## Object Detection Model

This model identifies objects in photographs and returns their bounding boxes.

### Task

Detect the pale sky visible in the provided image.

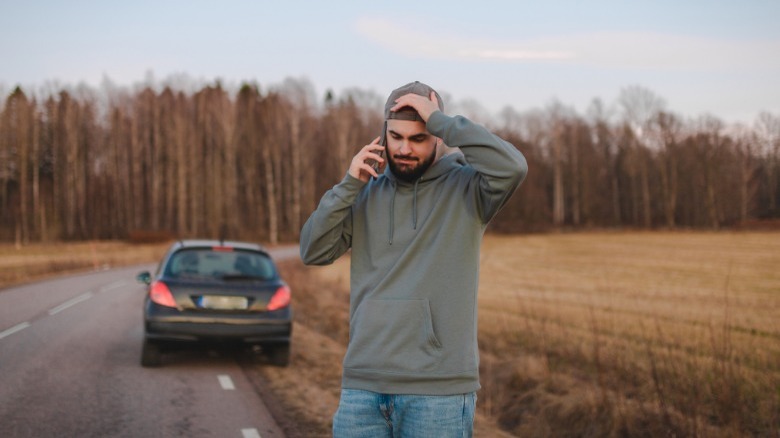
[1,0,778,124]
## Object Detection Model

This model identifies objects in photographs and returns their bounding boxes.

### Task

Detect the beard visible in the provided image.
[386,147,436,183]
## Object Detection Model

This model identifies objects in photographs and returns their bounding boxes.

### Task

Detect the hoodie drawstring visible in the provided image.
[388,179,420,245]
[412,179,419,230]
[389,183,396,245]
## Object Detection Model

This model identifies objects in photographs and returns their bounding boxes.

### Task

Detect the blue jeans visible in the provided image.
[332,389,476,438]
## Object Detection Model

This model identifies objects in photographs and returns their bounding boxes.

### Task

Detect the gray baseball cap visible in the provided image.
[384,81,444,121]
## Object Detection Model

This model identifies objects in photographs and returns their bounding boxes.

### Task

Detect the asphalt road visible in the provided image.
[0,246,301,438]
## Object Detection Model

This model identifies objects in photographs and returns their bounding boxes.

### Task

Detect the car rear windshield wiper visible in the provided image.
[220,274,269,281]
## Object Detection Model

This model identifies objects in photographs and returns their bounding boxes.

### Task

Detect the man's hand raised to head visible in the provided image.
[389,91,441,123]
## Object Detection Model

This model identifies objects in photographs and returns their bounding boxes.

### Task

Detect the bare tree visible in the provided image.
[545,101,569,227]
[320,93,368,192]
[1,88,35,245]
[654,111,684,228]
[275,77,318,239]
[693,115,728,228]
[53,91,77,238]
[732,124,760,222]
[216,86,238,239]
[235,83,262,240]
[170,89,191,237]
[0,96,7,239]
[618,85,666,227]
[587,98,621,226]
[754,112,780,213]
[497,107,552,231]
[257,92,283,244]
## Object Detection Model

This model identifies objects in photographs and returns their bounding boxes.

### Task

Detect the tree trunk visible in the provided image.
[659,150,678,228]
[32,108,41,241]
[289,113,302,237]
[640,151,652,228]
[262,143,278,245]
[570,125,580,226]
[553,125,565,227]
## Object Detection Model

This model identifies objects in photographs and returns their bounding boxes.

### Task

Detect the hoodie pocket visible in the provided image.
[345,299,443,373]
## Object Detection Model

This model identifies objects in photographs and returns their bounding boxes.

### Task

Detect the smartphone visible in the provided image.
[371,148,384,173]
[371,127,387,174]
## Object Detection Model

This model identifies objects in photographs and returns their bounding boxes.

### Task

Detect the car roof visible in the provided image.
[169,239,267,253]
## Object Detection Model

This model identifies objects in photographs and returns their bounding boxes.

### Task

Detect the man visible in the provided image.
[300,81,527,437]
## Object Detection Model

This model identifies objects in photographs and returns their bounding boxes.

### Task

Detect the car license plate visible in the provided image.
[199,295,248,310]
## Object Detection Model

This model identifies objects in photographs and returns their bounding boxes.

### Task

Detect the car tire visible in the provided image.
[268,343,290,367]
[141,339,163,367]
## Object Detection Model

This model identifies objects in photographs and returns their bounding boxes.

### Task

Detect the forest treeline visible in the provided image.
[1,78,779,244]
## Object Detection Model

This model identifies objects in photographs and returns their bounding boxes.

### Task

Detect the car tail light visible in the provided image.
[266,285,291,311]
[150,281,177,308]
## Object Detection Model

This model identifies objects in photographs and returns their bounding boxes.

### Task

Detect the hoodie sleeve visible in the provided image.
[299,173,365,265]
[426,111,528,223]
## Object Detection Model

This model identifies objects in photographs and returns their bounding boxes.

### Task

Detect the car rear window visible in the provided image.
[165,248,276,280]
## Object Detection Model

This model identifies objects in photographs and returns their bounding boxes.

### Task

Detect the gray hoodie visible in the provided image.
[300,110,527,395]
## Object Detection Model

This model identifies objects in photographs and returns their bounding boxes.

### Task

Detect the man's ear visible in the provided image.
[435,138,447,158]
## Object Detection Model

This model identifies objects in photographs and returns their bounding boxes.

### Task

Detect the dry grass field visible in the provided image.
[3,232,778,437]
[474,231,780,437]
[0,241,170,289]
[256,231,780,437]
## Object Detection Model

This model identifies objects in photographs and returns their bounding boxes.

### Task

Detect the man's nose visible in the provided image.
[399,139,412,154]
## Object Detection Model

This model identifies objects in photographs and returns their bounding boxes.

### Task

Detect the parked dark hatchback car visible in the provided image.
[136,240,292,367]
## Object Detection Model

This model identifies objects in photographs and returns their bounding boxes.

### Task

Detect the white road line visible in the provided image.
[0,322,32,340]
[100,280,128,292]
[241,428,261,438]
[48,292,94,315]
[218,374,236,390]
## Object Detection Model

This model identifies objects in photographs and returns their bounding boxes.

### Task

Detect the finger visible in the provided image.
[363,137,383,152]
[362,151,384,171]
[350,160,378,181]
[365,146,386,157]
[361,163,379,179]
[390,94,418,112]
[429,91,438,107]
[365,151,385,163]
[376,157,387,171]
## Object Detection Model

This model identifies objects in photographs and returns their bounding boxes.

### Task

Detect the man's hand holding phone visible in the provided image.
[349,136,385,183]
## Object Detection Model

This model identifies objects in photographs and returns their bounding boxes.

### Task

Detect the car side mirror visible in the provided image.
[136,271,152,285]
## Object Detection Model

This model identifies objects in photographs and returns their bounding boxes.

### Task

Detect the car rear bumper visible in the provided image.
[144,303,292,344]
[145,320,292,343]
